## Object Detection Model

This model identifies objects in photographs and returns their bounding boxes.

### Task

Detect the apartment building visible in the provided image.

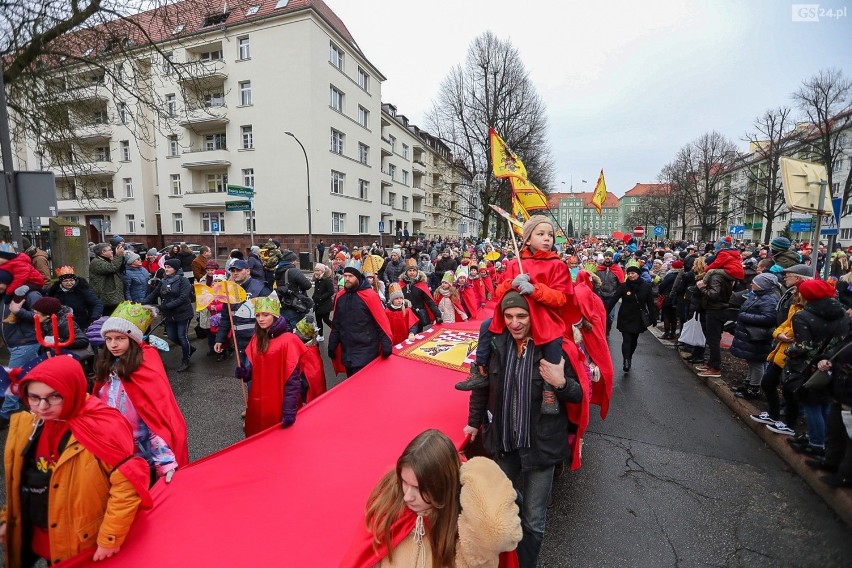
[547,191,621,238]
[7,0,463,253]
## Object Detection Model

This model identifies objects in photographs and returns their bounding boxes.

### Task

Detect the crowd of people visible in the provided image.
[2,224,852,565]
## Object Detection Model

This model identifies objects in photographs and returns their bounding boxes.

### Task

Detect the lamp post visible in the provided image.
[285,132,313,264]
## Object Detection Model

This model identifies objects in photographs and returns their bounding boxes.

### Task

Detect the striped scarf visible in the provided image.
[501,338,534,452]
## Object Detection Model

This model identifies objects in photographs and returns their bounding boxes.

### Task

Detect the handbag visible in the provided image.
[803,369,832,390]
[679,313,706,347]
[640,308,652,328]
[743,325,773,343]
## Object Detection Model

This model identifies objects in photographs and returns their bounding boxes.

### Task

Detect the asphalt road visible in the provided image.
[2,322,850,566]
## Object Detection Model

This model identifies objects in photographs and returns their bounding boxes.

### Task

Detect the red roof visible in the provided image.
[547,191,619,209]
[622,183,669,197]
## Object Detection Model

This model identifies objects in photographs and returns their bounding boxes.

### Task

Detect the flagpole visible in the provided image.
[225,279,247,405]
[507,218,525,276]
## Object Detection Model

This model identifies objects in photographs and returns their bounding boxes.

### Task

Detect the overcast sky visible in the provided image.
[324,0,851,197]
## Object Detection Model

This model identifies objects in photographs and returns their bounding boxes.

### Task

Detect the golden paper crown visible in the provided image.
[252,294,281,317]
[55,265,75,277]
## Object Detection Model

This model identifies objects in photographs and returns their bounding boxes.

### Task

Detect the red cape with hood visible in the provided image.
[17,355,152,508]
[489,248,574,346]
[94,343,189,467]
[563,339,592,471]
[385,305,420,344]
[331,284,394,375]
[457,281,483,320]
[564,271,614,419]
[245,321,308,437]
[301,345,327,403]
[705,248,745,280]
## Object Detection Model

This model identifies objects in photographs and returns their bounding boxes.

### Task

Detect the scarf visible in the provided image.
[501,338,534,452]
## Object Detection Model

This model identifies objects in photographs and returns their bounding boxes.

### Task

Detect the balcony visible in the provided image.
[181,190,232,209]
[177,60,228,87]
[411,185,425,198]
[181,148,231,170]
[56,198,119,213]
[73,123,113,143]
[47,160,118,178]
[53,84,110,104]
[412,161,426,175]
[412,210,426,221]
[179,105,229,129]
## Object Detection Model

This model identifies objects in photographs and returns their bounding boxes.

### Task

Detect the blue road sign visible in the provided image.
[378,221,385,233]
[728,225,745,236]
[820,197,842,236]
[653,225,664,236]
[211,221,220,233]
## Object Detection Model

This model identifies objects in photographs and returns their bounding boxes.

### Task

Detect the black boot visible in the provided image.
[623,359,631,372]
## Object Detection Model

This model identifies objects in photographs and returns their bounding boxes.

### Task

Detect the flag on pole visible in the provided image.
[510,176,549,211]
[488,203,523,231]
[194,281,248,310]
[591,169,607,216]
[490,128,527,180]
[511,195,532,228]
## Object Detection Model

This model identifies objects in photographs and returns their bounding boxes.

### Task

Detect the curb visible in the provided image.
[649,326,852,528]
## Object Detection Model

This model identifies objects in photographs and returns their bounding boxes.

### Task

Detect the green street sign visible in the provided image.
[227,184,255,197]
[225,200,252,211]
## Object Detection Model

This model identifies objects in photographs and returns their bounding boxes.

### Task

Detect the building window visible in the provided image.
[244,210,256,232]
[358,106,369,128]
[388,192,395,208]
[242,168,254,187]
[359,215,369,233]
[329,42,344,70]
[170,174,182,196]
[275,0,289,8]
[238,36,250,60]
[165,94,176,116]
[331,170,344,194]
[126,214,135,233]
[95,146,110,161]
[200,50,223,61]
[205,133,226,150]
[201,212,225,232]
[402,144,409,159]
[204,92,225,107]
[388,135,396,151]
[358,143,369,165]
[402,196,408,211]
[162,52,174,75]
[239,81,252,106]
[173,24,185,35]
[118,103,128,124]
[402,170,409,185]
[357,67,369,91]
[359,179,369,200]
[99,183,114,198]
[120,140,130,161]
[388,164,396,179]
[173,213,184,233]
[332,212,345,233]
[169,135,179,157]
[330,129,344,154]
[241,125,253,149]
[123,178,133,198]
[330,86,343,112]
[206,173,228,192]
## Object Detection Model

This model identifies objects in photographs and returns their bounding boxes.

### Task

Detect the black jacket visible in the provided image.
[786,298,851,397]
[467,331,582,470]
[247,253,265,281]
[327,279,391,369]
[37,306,89,351]
[312,276,335,315]
[697,269,737,312]
[143,270,194,321]
[275,264,312,296]
[46,277,103,330]
[606,279,656,335]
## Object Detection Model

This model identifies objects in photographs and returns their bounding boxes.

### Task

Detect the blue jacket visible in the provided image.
[0,289,43,348]
[730,289,778,362]
[124,265,150,303]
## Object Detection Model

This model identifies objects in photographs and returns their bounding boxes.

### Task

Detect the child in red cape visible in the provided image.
[384,283,420,344]
[454,267,482,320]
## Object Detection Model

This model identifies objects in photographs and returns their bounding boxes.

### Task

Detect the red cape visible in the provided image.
[563,340,592,471]
[596,263,625,283]
[301,345,327,404]
[331,287,394,375]
[489,249,573,345]
[93,343,189,468]
[385,307,420,344]
[245,332,307,437]
[406,280,437,322]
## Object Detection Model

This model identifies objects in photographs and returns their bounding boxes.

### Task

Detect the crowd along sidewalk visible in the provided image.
[649,325,852,528]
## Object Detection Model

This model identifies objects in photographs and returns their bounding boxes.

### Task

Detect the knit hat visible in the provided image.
[205,259,220,269]
[126,252,141,265]
[715,236,733,251]
[521,215,553,246]
[391,248,401,258]
[797,279,836,302]
[343,266,363,281]
[441,271,454,284]
[109,235,125,247]
[147,248,158,256]
[671,260,684,269]
[0,269,12,286]
[32,296,62,315]
[455,266,468,281]
[164,258,181,271]
[252,294,281,317]
[752,273,778,291]
[501,290,530,313]
[770,237,791,252]
[625,265,642,275]
[100,302,155,344]
[387,282,404,303]
[250,245,260,254]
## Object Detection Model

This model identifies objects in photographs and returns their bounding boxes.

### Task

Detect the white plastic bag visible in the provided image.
[678,313,705,347]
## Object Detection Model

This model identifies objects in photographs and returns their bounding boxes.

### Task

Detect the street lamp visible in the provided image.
[285,131,313,265]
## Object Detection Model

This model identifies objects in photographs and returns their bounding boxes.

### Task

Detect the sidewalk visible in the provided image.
[649,326,852,528]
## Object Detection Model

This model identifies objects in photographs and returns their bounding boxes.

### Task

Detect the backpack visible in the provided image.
[277,267,314,313]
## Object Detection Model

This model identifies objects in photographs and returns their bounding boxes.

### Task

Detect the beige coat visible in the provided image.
[378,456,522,568]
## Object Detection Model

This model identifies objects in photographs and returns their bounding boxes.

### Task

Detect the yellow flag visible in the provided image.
[510,176,549,211]
[215,280,248,304]
[511,195,533,235]
[592,169,607,216]
[490,128,528,180]
[194,283,216,311]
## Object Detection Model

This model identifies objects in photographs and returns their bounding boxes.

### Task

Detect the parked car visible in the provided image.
[159,243,202,257]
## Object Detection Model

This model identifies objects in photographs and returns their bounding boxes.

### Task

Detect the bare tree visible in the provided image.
[426,31,555,238]
[792,68,852,210]
[2,0,246,205]
[670,132,739,241]
[732,107,796,242]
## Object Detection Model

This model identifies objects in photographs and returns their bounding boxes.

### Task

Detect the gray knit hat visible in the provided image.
[501,290,530,313]
[752,272,777,290]
[521,215,553,246]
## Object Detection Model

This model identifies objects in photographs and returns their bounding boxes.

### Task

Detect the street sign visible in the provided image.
[790,217,814,233]
[820,197,842,236]
[378,221,385,233]
[728,225,745,236]
[210,221,219,234]
[227,184,255,198]
[653,225,664,237]
[633,226,645,237]
[225,200,252,212]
